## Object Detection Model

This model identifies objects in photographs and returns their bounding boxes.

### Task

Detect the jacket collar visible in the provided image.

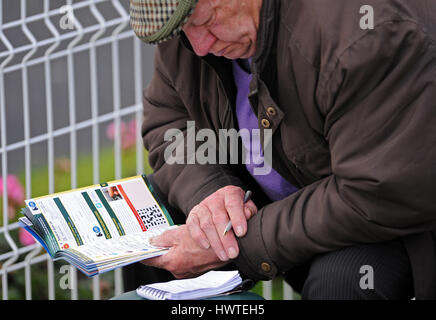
[251,0,281,76]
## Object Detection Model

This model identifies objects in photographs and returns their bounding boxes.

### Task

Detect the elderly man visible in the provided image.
[129,0,436,299]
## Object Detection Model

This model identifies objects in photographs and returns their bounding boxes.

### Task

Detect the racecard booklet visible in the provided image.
[19,175,175,277]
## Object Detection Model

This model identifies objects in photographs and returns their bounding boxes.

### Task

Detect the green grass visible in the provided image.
[22,146,152,199]
[251,277,301,300]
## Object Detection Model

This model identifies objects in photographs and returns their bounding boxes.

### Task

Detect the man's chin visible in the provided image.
[222,47,253,60]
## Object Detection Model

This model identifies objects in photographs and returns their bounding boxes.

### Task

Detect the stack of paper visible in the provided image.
[136,270,243,300]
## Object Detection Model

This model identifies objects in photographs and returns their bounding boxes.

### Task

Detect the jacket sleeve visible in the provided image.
[234,20,436,279]
[142,45,245,215]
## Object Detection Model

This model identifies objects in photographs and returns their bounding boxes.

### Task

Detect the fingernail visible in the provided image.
[245,207,252,218]
[149,237,156,245]
[220,251,229,261]
[228,247,237,259]
[236,226,244,237]
[201,240,210,249]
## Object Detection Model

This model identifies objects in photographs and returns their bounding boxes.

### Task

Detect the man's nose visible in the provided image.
[184,26,217,56]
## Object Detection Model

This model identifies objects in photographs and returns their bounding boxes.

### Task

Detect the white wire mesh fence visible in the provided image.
[0,0,293,300]
[0,0,150,300]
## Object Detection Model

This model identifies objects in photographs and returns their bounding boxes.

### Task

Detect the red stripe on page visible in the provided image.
[117,184,147,232]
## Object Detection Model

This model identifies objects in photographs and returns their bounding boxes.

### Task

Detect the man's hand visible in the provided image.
[142,225,227,279]
[185,186,258,262]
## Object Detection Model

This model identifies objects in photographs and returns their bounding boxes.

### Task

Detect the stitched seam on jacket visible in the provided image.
[318,19,427,94]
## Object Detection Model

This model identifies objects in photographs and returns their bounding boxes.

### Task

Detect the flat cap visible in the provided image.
[130,0,198,44]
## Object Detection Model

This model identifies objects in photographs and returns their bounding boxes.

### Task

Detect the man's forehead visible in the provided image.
[187,0,216,24]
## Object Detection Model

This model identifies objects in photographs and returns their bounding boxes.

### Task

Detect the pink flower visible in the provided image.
[55,158,71,173]
[0,174,25,219]
[105,119,138,150]
[0,174,25,206]
[123,118,138,150]
[105,121,127,141]
[19,228,36,246]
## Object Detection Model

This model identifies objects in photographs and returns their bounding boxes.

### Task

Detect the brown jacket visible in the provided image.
[142,0,436,297]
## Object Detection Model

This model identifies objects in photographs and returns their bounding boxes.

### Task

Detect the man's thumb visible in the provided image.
[149,227,179,248]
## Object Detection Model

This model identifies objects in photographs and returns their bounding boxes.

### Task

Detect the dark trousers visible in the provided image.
[285,239,414,300]
[123,175,415,300]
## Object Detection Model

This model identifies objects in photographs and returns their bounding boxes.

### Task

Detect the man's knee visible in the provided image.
[301,241,414,300]
[302,250,373,299]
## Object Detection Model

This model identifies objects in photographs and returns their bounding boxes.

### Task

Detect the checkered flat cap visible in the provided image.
[130,0,198,44]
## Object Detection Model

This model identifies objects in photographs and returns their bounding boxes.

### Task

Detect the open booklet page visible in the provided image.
[20,175,175,276]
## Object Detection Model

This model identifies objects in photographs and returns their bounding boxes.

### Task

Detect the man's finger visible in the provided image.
[187,212,210,249]
[196,206,229,261]
[206,201,240,259]
[218,225,239,259]
[149,228,179,248]
[224,191,247,237]
[244,200,258,219]
[141,255,165,268]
